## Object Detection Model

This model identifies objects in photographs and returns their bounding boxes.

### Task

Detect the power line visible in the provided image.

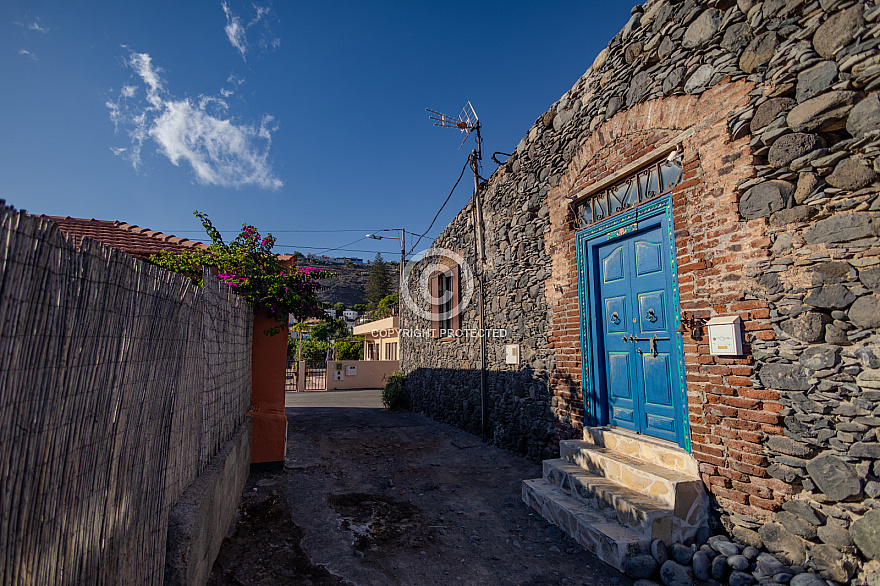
[274,244,402,255]
[314,236,369,255]
[166,228,380,234]
[407,157,469,256]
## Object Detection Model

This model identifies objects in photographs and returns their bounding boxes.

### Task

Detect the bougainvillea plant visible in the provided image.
[151,211,333,335]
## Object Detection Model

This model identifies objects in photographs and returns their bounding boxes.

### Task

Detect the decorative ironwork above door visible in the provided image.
[572,153,683,229]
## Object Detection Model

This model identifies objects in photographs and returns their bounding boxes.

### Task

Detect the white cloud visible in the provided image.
[17,48,37,60]
[220,2,279,62]
[107,50,283,190]
[219,74,244,98]
[14,19,48,33]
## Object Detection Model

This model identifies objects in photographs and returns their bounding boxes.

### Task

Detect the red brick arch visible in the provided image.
[544,79,786,520]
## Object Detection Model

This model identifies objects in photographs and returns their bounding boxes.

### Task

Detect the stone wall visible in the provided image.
[402,0,880,582]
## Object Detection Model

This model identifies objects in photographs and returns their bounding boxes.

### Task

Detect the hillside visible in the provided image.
[307,261,400,307]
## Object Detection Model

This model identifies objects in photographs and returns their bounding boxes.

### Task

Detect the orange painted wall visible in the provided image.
[247,308,288,465]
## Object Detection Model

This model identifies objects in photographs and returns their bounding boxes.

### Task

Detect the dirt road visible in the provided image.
[208,389,633,586]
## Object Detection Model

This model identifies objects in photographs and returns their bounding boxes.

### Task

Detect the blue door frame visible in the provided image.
[575,195,691,451]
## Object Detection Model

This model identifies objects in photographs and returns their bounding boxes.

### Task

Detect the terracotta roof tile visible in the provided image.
[42,216,208,261]
[43,215,298,265]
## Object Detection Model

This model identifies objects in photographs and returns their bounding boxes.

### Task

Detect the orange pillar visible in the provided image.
[247,307,288,468]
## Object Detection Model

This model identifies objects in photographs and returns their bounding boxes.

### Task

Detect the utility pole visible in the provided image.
[427,102,489,441]
[366,229,407,360]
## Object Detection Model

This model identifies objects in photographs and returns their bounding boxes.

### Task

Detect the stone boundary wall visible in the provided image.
[0,205,253,585]
[402,0,880,582]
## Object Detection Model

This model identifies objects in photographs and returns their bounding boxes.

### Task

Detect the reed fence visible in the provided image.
[0,204,253,585]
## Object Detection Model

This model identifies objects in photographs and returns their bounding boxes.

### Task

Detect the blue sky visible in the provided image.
[1,1,632,261]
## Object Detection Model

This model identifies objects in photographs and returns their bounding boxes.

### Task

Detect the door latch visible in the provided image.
[627,334,670,357]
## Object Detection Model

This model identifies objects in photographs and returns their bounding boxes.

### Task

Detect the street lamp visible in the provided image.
[366,230,406,361]
[365,229,406,300]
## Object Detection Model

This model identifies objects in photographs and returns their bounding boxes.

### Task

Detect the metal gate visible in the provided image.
[304,361,327,391]
[285,359,299,391]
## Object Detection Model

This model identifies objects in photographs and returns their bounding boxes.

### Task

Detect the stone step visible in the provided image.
[582,426,700,479]
[542,459,672,542]
[559,440,702,511]
[522,478,647,572]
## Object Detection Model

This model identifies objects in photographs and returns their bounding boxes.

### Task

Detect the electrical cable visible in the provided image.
[273,245,396,255]
[168,228,380,234]
[315,237,368,255]
[407,157,470,257]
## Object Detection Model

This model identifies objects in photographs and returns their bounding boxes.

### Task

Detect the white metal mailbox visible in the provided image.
[505,344,520,365]
[706,316,743,356]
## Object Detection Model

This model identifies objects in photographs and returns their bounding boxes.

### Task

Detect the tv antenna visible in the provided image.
[426,101,481,152]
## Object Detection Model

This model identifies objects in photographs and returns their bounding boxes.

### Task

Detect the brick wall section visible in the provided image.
[547,80,787,520]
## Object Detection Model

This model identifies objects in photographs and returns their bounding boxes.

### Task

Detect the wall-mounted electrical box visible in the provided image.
[505,344,520,365]
[706,316,743,356]
[333,370,344,381]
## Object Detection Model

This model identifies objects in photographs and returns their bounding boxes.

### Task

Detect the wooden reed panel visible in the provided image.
[0,204,252,586]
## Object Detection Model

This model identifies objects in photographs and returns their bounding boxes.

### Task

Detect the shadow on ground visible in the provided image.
[208,390,633,586]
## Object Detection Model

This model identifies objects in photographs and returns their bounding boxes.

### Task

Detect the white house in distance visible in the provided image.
[342,309,358,321]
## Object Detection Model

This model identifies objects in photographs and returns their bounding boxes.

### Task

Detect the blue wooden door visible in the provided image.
[595,221,682,445]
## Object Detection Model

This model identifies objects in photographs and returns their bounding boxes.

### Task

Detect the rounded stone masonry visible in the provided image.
[803,213,880,245]
[847,93,880,139]
[767,134,826,169]
[804,284,855,310]
[758,363,810,391]
[850,296,880,330]
[739,180,794,220]
[786,91,859,133]
[751,98,796,133]
[812,4,865,60]
[795,61,838,104]
[826,158,879,191]
[852,510,880,563]
[779,312,831,344]
[682,9,721,49]
[805,452,862,502]
[740,31,777,73]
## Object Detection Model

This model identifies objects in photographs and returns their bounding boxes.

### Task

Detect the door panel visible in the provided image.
[635,240,662,276]
[604,296,626,333]
[642,353,673,405]
[603,246,625,282]
[638,291,667,332]
[595,222,681,444]
[609,353,632,399]
[598,239,639,432]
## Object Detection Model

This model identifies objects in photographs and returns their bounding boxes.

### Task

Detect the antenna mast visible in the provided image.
[425,101,487,441]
